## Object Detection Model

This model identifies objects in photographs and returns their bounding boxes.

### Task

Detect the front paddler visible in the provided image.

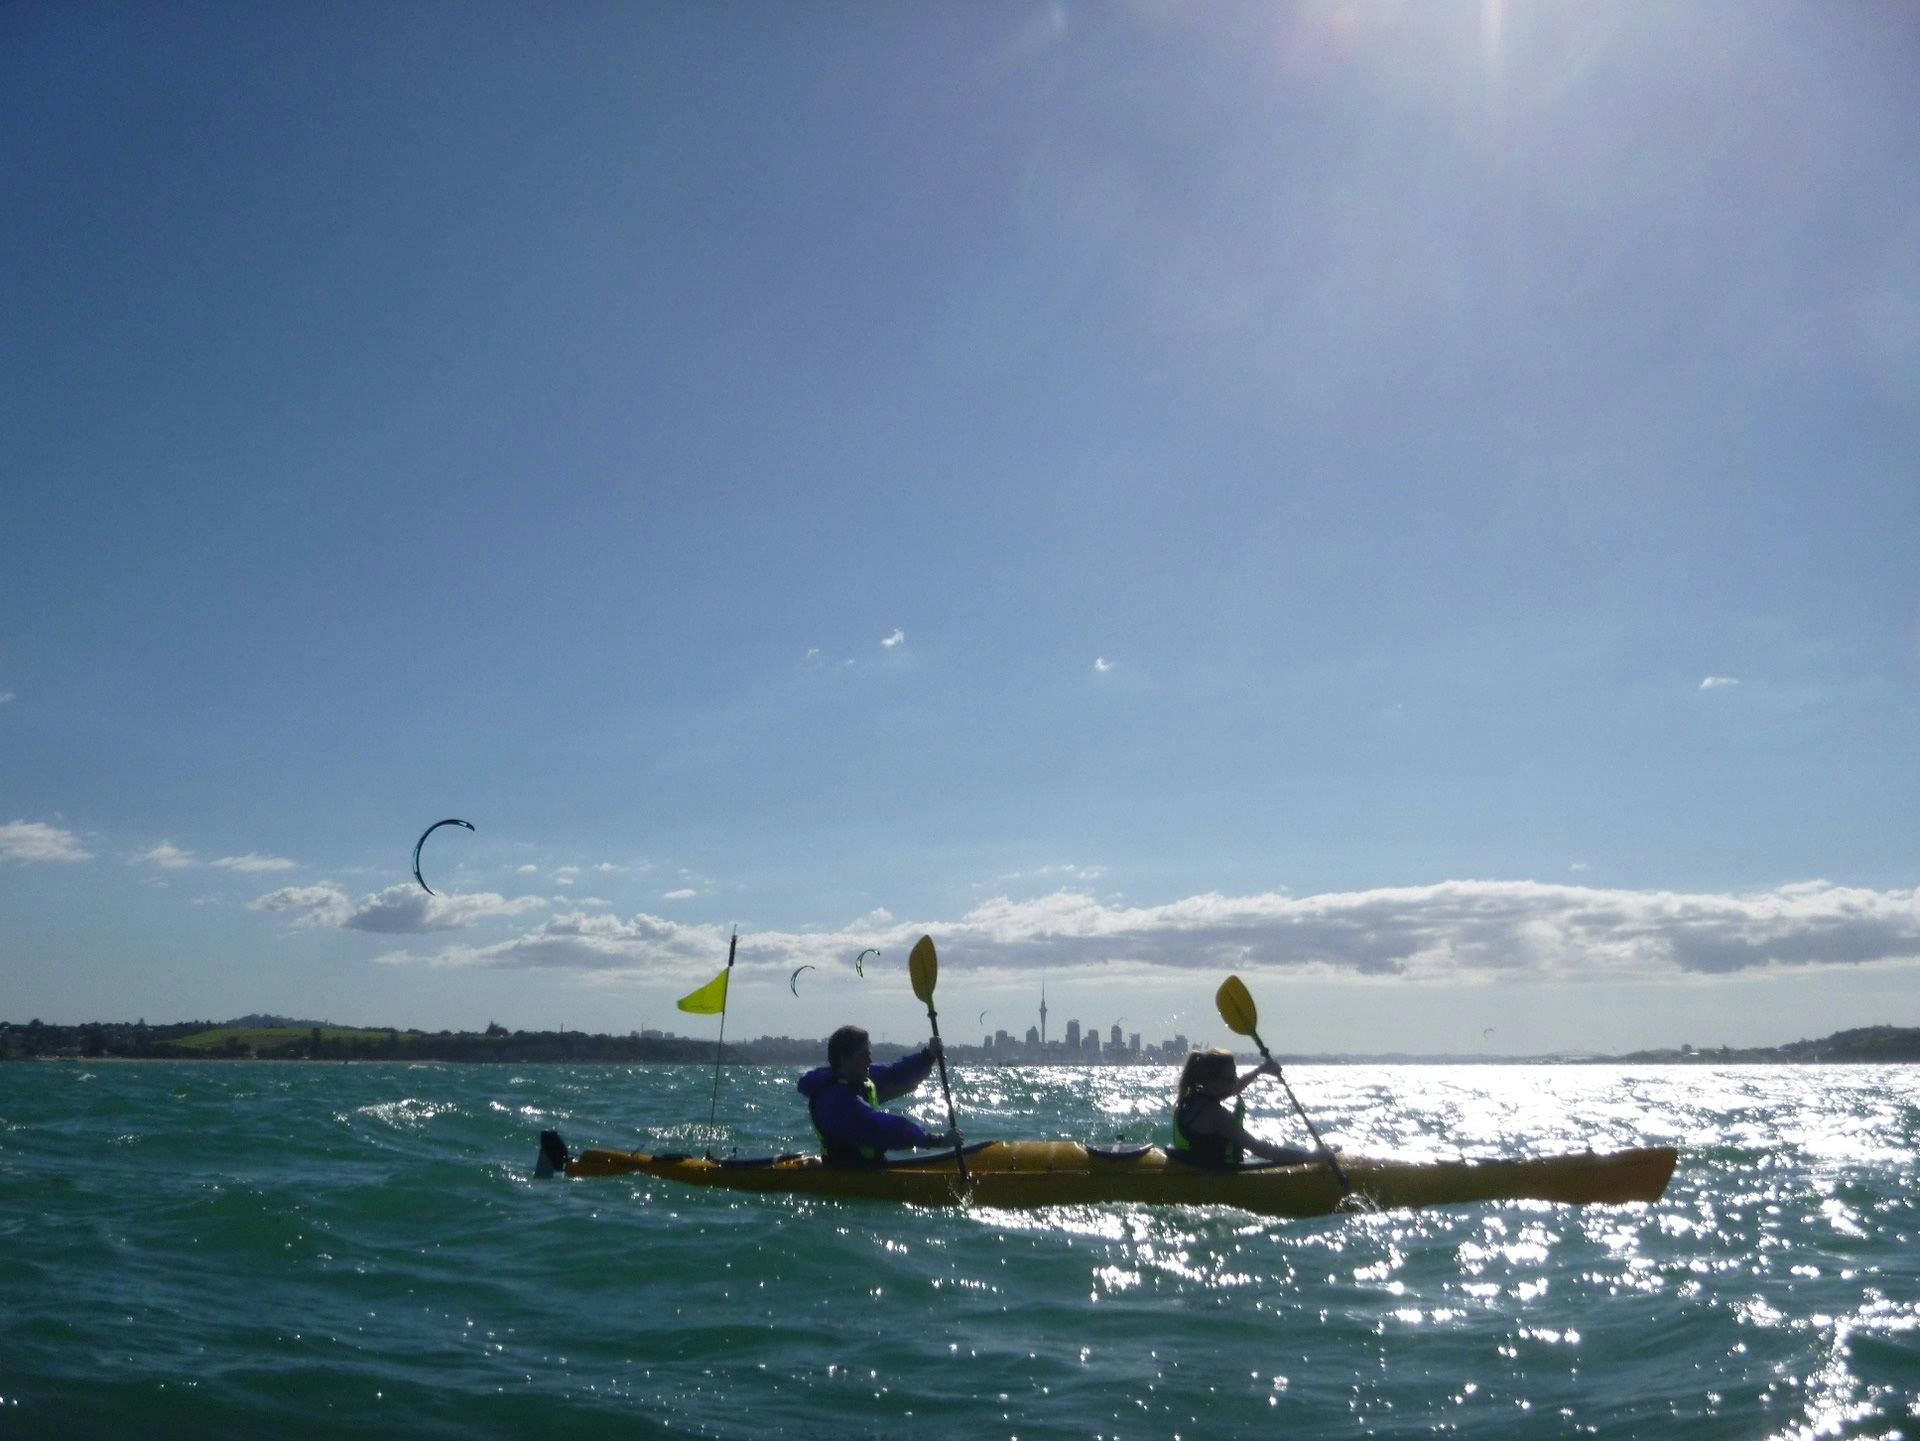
[798,1025,961,1165]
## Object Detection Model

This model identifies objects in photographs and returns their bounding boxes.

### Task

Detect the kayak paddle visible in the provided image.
[1215,975,1351,1194]
[908,934,969,1186]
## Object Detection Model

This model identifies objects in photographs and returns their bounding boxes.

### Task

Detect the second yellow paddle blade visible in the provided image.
[909,935,938,1003]
[1215,975,1258,1036]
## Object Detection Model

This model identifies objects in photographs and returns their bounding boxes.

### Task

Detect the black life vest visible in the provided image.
[1171,1094,1244,1167]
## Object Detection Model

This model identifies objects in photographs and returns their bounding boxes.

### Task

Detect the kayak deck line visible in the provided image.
[536,1132,1678,1218]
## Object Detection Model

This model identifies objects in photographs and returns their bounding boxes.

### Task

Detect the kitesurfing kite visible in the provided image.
[979,1010,990,1027]
[789,964,816,997]
[855,948,878,977]
[412,818,474,896]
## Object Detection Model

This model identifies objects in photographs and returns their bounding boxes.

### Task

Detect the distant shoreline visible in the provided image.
[7,1019,1916,1065]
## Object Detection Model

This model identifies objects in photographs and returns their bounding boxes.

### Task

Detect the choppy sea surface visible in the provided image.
[1,1061,1915,1439]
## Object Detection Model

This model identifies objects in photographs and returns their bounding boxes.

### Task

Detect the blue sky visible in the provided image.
[4,2,1917,1054]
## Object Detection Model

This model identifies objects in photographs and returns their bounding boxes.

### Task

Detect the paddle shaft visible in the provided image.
[922,1002,969,1185]
[1248,1030,1351,1193]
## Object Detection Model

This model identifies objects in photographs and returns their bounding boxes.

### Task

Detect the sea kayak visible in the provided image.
[539,1133,1676,1217]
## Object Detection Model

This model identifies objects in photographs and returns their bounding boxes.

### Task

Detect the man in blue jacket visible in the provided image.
[798,1024,961,1165]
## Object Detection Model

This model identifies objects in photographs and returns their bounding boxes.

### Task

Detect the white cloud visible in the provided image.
[344,886,548,934]
[213,853,297,873]
[134,844,296,873]
[805,648,821,661]
[250,882,547,934]
[249,884,352,927]
[1569,861,1590,873]
[0,691,15,704]
[1,820,92,863]
[997,862,1108,883]
[1094,657,1112,673]
[378,909,726,973]
[663,888,697,901]
[518,864,539,874]
[1699,676,1740,690]
[136,841,196,869]
[881,629,905,649]
[370,879,1920,984]
[595,862,623,873]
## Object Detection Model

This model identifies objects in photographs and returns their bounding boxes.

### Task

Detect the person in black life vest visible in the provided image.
[1171,1048,1322,1166]
[796,1024,962,1165]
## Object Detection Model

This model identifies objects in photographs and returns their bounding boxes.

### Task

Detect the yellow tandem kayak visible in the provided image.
[540,1134,1677,1218]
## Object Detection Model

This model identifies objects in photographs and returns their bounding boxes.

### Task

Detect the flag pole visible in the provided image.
[704,928,738,1155]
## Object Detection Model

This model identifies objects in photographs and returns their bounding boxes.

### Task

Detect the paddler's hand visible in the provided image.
[1256,1059,1283,1081]
[926,1037,944,1060]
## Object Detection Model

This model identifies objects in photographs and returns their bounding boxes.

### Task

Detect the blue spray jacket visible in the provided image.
[796,1046,939,1161]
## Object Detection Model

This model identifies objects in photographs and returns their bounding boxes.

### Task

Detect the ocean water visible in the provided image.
[1,1062,1914,1440]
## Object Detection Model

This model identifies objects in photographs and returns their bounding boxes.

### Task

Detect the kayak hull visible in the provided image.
[558,1139,1677,1217]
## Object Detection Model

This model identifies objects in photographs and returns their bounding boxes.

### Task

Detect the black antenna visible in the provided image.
[703,928,738,1155]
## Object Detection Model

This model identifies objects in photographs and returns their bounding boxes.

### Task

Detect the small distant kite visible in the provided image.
[979,1010,990,1027]
[854,948,878,977]
[412,818,474,896]
[1483,1027,1495,1039]
[789,964,816,997]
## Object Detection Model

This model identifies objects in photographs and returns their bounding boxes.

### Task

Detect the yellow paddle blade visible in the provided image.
[909,935,938,1004]
[1215,975,1258,1036]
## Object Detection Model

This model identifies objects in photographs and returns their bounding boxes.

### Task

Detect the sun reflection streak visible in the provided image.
[657,1061,1920,1434]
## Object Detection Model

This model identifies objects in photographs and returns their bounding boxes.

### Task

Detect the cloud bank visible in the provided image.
[360,879,1920,984]
[250,883,548,933]
[2,821,92,863]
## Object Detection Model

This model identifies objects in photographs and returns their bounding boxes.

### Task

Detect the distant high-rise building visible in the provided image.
[1065,1019,1081,1049]
[1129,1032,1141,1054]
[1086,1029,1100,1054]
[1109,1023,1124,1049]
[1025,1025,1039,1046]
[1039,983,1048,1047]
[996,1030,1012,1050]
[1173,1033,1189,1053]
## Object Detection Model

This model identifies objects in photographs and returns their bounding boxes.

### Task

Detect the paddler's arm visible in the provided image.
[815,1081,953,1152]
[1232,1124,1320,1165]
[1189,1095,1315,1165]
[869,1039,939,1104]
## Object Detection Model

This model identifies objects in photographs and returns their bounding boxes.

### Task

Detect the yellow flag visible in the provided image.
[675,968,730,1015]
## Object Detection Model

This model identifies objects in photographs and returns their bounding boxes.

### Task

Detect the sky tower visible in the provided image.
[1039,980,1048,1047]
